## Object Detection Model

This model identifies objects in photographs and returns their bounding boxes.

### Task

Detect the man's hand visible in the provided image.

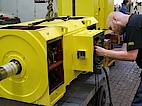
[95,46,106,56]
[95,45,138,61]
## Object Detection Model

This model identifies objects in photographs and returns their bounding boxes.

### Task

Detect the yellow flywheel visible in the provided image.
[0,30,48,103]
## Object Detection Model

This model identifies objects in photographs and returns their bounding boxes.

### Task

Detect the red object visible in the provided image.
[1,15,10,19]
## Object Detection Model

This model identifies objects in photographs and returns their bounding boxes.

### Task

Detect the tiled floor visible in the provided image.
[105,60,141,106]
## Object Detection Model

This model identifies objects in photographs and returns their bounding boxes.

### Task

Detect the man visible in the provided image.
[95,12,142,105]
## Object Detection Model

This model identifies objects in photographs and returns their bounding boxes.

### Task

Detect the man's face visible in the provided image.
[114,23,125,35]
[109,21,125,35]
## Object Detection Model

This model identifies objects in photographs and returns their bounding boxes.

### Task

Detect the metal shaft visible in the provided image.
[0,60,21,81]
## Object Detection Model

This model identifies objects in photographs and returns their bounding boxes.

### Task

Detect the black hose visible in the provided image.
[102,66,113,106]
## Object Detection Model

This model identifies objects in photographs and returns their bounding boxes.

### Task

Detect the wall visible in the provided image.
[0,0,57,22]
[114,0,123,5]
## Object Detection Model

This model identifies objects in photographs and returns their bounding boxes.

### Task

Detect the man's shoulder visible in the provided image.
[128,14,142,27]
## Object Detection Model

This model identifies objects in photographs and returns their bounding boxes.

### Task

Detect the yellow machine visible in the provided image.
[0,16,104,106]
[0,25,65,106]
[58,0,114,29]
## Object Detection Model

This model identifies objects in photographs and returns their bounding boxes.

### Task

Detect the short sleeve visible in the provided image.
[126,26,142,51]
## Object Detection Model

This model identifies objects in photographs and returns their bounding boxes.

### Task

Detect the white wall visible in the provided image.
[114,0,123,5]
[35,3,48,19]
[1,0,17,16]
[17,0,35,22]
[137,0,142,2]
[0,0,2,11]
[0,0,57,22]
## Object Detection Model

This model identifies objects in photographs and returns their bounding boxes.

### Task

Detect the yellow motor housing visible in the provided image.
[0,25,66,106]
[0,16,104,106]
[58,0,114,29]
[73,30,104,72]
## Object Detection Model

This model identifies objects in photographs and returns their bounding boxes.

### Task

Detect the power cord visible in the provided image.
[102,66,113,106]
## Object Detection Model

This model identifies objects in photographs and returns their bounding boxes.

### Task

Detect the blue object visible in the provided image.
[119,5,128,14]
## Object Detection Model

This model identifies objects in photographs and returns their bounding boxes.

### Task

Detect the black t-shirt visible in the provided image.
[124,14,142,68]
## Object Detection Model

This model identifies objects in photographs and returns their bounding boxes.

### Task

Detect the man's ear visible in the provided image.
[112,16,118,22]
[113,16,117,21]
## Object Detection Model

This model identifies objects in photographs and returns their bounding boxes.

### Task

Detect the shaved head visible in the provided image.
[107,12,123,27]
[106,12,130,35]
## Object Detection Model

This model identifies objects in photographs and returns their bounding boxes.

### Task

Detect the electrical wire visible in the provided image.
[102,66,113,106]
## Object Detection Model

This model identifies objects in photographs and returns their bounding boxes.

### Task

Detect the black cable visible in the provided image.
[30,16,85,26]
[102,66,113,106]
[95,73,97,93]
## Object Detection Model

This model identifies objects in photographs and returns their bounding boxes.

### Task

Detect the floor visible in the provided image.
[105,60,141,106]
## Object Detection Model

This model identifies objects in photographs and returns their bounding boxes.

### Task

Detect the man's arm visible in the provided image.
[113,43,127,51]
[95,43,138,61]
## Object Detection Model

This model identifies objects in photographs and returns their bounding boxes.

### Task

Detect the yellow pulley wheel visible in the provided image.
[0,30,48,103]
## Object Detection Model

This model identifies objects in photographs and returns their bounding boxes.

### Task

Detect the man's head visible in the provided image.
[106,12,130,35]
